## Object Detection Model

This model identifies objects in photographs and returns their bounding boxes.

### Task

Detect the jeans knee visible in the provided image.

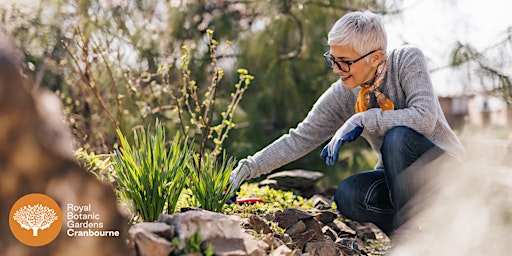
[382,126,409,151]
[334,179,353,216]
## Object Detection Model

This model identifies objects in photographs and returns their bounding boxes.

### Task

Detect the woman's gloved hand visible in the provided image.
[320,113,364,166]
[228,160,250,193]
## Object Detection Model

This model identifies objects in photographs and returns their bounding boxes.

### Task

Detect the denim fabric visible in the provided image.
[334,126,444,236]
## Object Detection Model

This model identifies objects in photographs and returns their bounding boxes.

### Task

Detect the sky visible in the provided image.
[383,0,512,96]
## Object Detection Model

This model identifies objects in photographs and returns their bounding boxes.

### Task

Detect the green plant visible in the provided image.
[159,29,252,211]
[188,152,237,212]
[166,29,254,163]
[171,230,214,256]
[111,120,190,222]
[222,183,314,217]
[74,148,112,180]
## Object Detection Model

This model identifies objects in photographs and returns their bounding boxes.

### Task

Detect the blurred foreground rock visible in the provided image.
[130,208,389,256]
[0,31,130,256]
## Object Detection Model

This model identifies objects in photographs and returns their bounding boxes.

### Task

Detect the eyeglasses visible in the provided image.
[323,49,378,72]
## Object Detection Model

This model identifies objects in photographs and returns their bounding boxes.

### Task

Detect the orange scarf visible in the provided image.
[355,59,394,113]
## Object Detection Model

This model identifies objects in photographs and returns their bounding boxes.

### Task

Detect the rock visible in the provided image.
[130,222,174,240]
[328,219,356,237]
[335,238,366,256]
[269,245,291,256]
[258,179,279,190]
[130,206,390,256]
[291,209,315,220]
[158,210,268,255]
[315,210,337,225]
[129,225,175,256]
[248,214,272,234]
[304,239,339,256]
[265,170,324,189]
[321,225,338,242]
[262,233,285,250]
[303,218,324,240]
[280,233,294,245]
[290,230,316,250]
[346,221,377,241]
[274,209,298,229]
[285,221,306,236]
[207,237,267,256]
[311,195,334,210]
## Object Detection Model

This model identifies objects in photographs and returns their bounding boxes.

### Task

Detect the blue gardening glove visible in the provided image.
[320,113,364,166]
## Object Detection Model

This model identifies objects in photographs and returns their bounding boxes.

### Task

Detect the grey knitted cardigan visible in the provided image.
[243,45,465,179]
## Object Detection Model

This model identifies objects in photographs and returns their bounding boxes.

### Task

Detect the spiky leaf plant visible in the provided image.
[188,152,237,212]
[112,120,190,222]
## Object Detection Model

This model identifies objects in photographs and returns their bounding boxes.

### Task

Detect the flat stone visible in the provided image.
[291,230,316,250]
[129,225,175,256]
[248,214,272,234]
[315,210,337,225]
[304,240,339,256]
[266,170,324,189]
[322,225,338,242]
[289,209,315,220]
[347,221,377,241]
[285,220,306,236]
[274,210,298,229]
[262,233,284,250]
[335,238,364,256]
[269,244,293,256]
[311,195,334,210]
[158,211,268,254]
[328,219,356,236]
[303,218,324,240]
[130,222,174,240]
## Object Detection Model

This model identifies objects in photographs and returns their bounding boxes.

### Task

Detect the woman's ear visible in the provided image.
[370,50,384,67]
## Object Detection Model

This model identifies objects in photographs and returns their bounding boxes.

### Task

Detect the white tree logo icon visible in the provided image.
[13,204,58,236]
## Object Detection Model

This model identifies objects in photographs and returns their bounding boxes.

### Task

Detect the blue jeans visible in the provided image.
[334,126,444,236]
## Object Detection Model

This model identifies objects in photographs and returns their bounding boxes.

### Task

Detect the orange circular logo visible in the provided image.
[9,193,62,246]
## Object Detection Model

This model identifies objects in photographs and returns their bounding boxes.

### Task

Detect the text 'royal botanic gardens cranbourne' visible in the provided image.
[66,203,120,237]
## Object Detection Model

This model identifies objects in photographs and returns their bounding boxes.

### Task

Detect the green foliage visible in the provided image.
[170,230,214,256]
[112,120,189,222]
[168,29,253,163]
[222,183,315,218]
[188,153,237,212]
[74,148,112,180]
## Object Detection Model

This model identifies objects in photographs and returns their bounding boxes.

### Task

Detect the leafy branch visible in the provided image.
[162,29,254,167]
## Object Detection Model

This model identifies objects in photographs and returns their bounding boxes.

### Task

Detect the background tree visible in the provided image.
[450,27,512,140]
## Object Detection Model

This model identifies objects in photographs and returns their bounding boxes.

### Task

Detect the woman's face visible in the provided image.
[328,44,382,89]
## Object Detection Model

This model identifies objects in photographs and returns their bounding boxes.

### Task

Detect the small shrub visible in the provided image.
[188,153,237,212]
[112,120,190,221]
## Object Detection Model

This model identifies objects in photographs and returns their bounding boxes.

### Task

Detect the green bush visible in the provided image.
[188,152,237,212]
[112,120,190,222]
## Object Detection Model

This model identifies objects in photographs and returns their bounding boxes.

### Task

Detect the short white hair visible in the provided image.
[328,11,387,58]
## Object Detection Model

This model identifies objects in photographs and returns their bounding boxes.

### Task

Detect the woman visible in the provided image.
[229,10,464,236]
